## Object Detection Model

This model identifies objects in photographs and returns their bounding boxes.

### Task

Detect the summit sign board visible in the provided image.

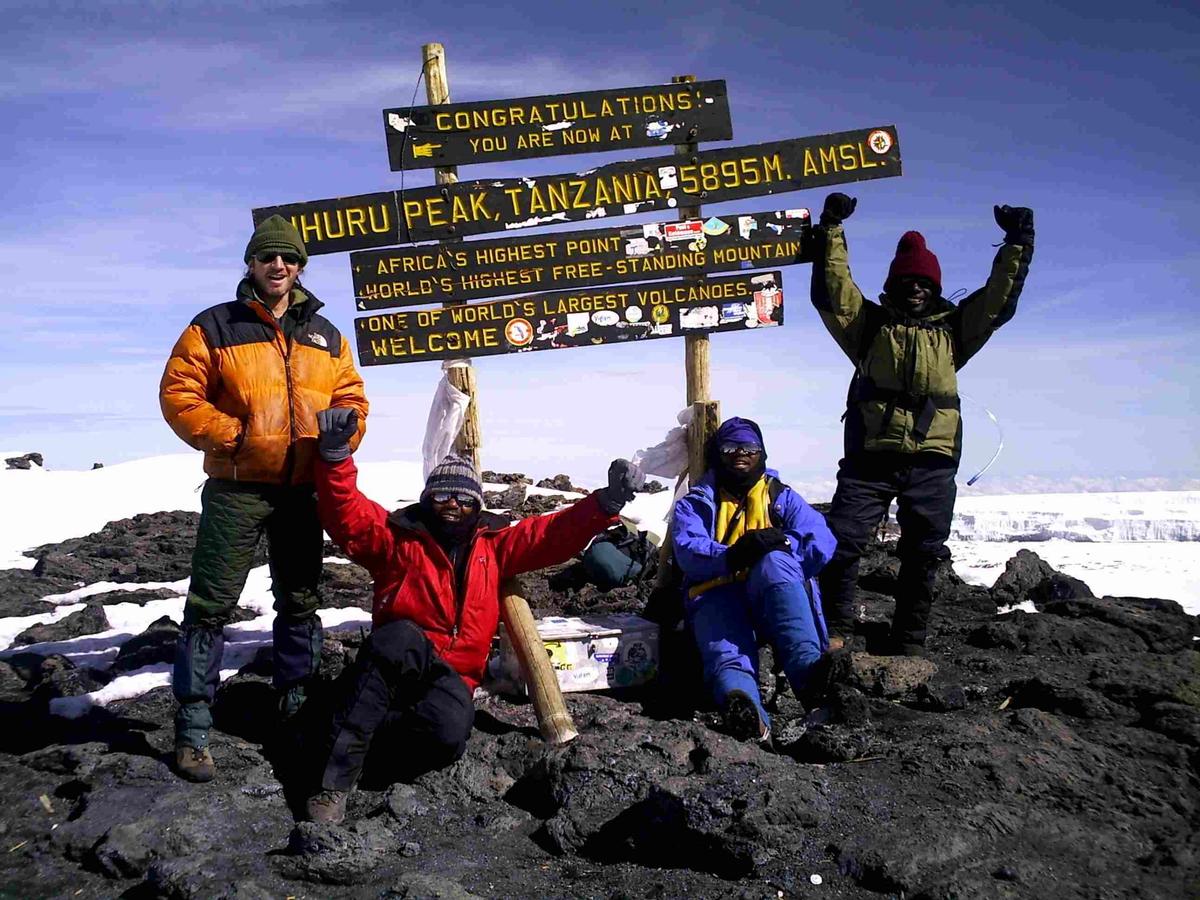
[383,80,732,170]
[355,271,786,366]
[351,209,813,310]
[253,125,902,254]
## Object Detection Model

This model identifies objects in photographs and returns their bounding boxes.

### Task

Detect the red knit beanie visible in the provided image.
[885,231,941,294]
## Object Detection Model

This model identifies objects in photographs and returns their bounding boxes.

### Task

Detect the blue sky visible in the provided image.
[1,0,1197,494]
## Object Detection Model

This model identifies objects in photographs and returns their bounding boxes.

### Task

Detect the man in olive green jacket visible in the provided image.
[811,193,1034,654]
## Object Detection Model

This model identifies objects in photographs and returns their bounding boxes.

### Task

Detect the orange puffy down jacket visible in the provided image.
[315,456,615,689]
[160,280,368,485]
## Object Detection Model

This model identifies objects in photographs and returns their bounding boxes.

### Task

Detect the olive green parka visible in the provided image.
[811,224,1032,460]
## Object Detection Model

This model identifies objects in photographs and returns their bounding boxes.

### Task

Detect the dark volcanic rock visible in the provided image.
[484,483,526,511]
[481,470,530,485]
[5,453,43,470]
[535,474,581,493]
[11,603,109,646]
[319,561,373,610]
[110,615,180,674]
[282,821,395,885]
[88,587,182,607]
[0,507,1196,898]
[991,547,1094,609]
[29,510,211,584]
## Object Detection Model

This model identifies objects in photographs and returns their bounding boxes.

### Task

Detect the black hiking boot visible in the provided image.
[723,690,769,743]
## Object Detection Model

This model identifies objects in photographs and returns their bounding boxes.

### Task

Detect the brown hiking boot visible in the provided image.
[306,790,348,825]
[174,746,215,783]
[826,634,846,653]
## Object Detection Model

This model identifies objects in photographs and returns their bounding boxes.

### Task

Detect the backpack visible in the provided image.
[579,523,658,591]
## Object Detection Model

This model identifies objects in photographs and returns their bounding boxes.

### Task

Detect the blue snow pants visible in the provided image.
[686,549,828,726]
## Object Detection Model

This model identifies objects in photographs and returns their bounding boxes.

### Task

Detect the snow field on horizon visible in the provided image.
[0,454,1196,718]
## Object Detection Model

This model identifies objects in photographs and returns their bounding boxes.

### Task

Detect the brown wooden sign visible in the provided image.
[383,80,732,170]
[350,209,812,310]
[355,271,785,366]
[253,125,900,255]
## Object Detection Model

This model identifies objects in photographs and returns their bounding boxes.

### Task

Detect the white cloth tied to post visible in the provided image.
[629,406,693,483]
[421,361,472,479]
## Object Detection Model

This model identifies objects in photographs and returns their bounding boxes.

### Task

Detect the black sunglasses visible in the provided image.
[254,251,302,266]
[719,442,763,456]
[429,491,479,507]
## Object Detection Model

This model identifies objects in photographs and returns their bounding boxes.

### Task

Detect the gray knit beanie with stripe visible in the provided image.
[421,454,483,507]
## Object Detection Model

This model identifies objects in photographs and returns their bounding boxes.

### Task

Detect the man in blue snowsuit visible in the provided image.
[672,417,837,741]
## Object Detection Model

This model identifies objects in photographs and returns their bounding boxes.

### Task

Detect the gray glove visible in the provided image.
[316,408,358,463]
[820,192,857,226]
[994,205,1034,246]
[596,458,637,514]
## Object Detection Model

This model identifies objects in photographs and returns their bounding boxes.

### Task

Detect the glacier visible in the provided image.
[950,491,1200,542]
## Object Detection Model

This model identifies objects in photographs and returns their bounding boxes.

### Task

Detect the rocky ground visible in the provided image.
[0,489,1196,899]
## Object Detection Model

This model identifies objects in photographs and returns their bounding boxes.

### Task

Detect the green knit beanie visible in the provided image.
[244,215,307,267]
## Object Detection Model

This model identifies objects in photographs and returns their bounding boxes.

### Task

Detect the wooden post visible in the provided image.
[423,42,481,472]
[673,75,709,408]
[500,580,579,745]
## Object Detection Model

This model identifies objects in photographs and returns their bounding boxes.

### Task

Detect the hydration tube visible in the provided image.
[959,393,1004,486]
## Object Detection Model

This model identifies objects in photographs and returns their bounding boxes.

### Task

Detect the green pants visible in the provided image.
[174,479,325,749]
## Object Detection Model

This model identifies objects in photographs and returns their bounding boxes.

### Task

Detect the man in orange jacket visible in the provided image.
[160,216,368,782]
[304,408,636,824]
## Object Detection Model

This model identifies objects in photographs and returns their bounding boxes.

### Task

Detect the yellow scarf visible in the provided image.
[688,476,773,598]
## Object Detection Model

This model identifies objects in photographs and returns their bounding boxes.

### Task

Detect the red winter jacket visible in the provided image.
[315,457,615,689]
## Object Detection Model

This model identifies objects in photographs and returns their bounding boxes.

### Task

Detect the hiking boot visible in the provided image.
[892,640,927,657]
[174,745,215,783]
[825,634,847,653]
[306,790,347,825]
[723,690,768,742]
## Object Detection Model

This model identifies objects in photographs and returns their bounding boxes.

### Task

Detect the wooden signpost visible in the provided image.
[355,271,785,366]
[384,80,732,170]
[350,209,811,310]
[249,47,906,498]
[252,125,901,254]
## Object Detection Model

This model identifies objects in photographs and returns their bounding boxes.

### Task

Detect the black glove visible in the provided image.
[316,408,358,463]
[994,205,1034,246]
[596,458,637,514]
[820,192,857,226]
[725,527,790,573]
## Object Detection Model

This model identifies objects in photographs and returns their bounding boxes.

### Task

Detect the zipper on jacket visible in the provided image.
[282,331,298,484]
[448,534,480,649]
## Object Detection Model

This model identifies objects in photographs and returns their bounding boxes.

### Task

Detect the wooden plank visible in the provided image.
[383,80,732,170]
[350,208,812,310]
[355,271,786,367]
[253,125,901,254]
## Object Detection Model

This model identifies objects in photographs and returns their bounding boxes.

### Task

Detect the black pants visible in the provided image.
[818,452,957,646]
[318,620,475,792]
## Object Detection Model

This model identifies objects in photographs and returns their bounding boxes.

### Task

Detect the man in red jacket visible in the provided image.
[305,408,637,824]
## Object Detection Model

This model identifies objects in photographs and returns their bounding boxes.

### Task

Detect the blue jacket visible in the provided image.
[672,468,837,596]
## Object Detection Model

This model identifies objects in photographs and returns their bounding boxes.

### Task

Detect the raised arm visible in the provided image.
[493,493,615,577]
[810,192,873,361]
[953,205,1035,367]
[492,459,635,576]
[313,417,395,572]
[159,323,243,455]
